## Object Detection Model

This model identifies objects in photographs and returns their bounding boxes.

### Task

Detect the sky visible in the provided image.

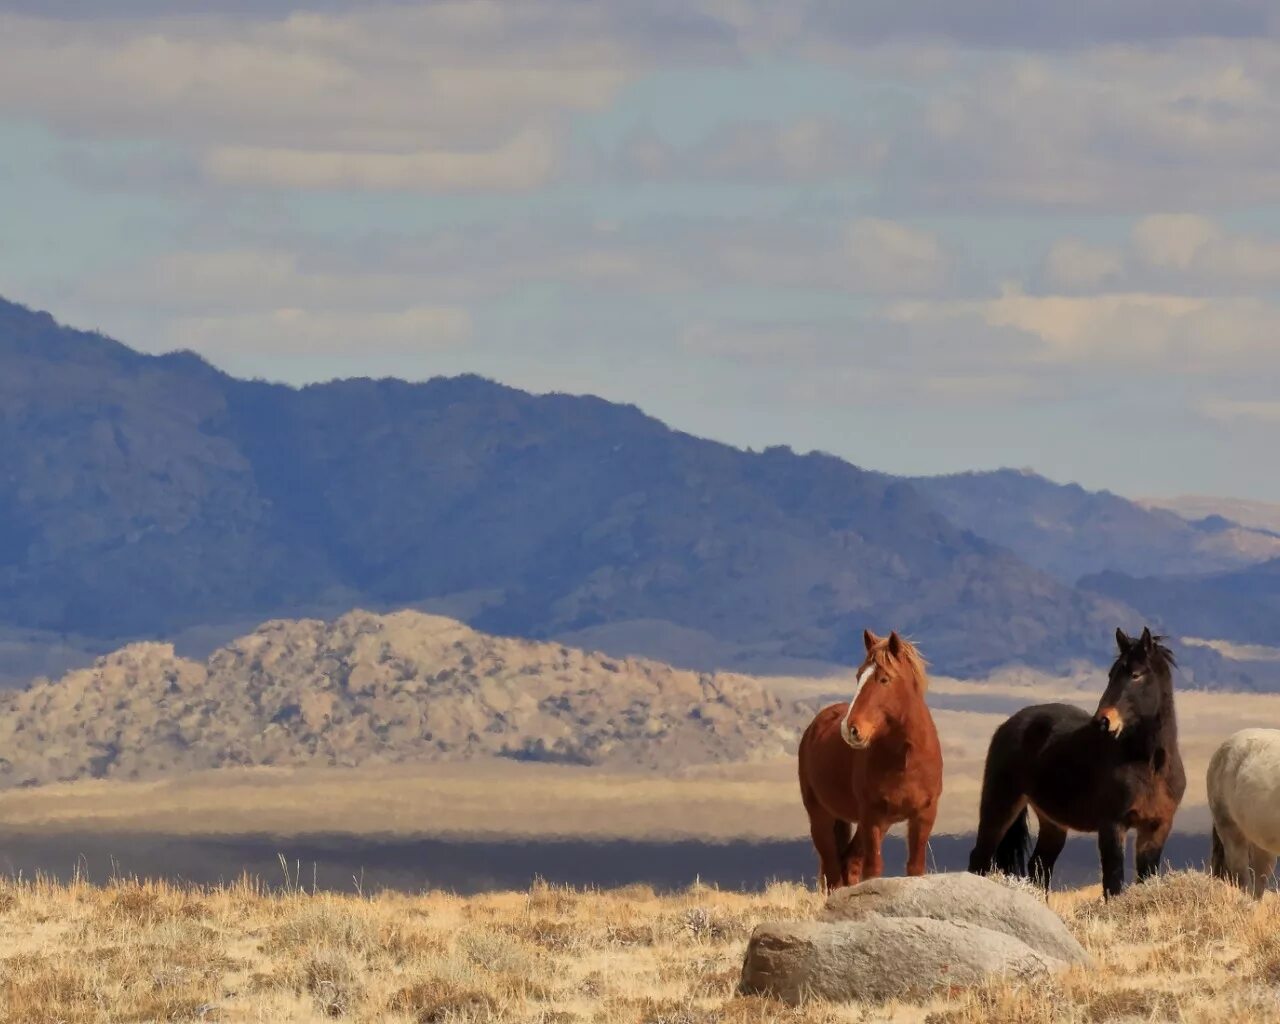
[2,3,1280,501]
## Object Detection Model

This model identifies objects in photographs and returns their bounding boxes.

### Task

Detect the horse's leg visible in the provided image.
[968,790,1027,874]
[844,824,865,885]
[1135,819,1172,883]
[1211,825,1226,880]
[1247,842,1276,899]
[1098,822,1127,899]
[907,806,937,877]
[831,818,853,888]
[860,821,886,881]
[1212,814,1255,893]
[1029,818,1068,891]
[800,783,845,892]
[809,815,844,892]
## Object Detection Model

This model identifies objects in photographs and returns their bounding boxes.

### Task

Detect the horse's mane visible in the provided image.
[871,636,930,693]
[1148,636,1177,671]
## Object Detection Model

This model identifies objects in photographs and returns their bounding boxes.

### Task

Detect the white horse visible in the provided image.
[1208,728,1280,897]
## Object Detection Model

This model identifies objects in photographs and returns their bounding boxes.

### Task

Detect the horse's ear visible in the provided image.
[1140,627,1154,652]
[1116,628,1132,654]
[887,631,903,658]
[863,629,880,652]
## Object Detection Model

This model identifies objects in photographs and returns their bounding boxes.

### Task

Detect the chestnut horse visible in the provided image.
[797,630,943,891]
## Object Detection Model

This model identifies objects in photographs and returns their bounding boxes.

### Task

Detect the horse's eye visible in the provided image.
[1131,671,1144,682]
[880,676,890,686]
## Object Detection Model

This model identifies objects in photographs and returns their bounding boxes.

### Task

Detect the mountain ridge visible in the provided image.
[909,468,1280,583]
[0,294,1262,687]
[0,294,1145,678]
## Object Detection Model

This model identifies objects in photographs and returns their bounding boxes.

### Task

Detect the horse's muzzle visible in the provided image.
[1095,707,1124,737]
[840,717,870,750]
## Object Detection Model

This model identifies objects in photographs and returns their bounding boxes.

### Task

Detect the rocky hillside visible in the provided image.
[0,610,800,787]
[0,295,1138,677]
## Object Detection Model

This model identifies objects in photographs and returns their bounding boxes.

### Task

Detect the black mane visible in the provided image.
[1147,636,1176,670]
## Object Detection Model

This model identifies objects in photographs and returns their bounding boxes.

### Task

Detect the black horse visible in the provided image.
[968,627,1185,898]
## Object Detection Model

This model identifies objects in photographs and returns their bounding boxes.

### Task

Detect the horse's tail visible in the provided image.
[993,807,1032,877]
[1211,824,1226,879]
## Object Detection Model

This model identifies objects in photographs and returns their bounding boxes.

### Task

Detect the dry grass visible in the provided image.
[930,873,1280,1024]
[0,871,1277,1022]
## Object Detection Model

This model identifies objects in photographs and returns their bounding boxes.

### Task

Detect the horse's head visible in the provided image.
[1094,627,1176,738]
[840,629,929,750]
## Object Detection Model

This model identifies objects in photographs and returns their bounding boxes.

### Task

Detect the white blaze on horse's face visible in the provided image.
[840,664,876,749]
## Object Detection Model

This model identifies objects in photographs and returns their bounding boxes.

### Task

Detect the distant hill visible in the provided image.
[910,470,1280,584]
[0,295,1144,678]
[1143,496,1280,538]
[1082,558,1280,650]
[0,610,800,787]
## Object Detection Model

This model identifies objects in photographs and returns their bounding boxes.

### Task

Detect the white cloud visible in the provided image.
[1039,215,1280,296]
[1044,238,1125,291]
[1131,214,1280,285]
[845,218,948,294]
[8,6,1280,207]
[1131,214,1222,270]
[6,5,1280,209]
[887,285,1280,369]
[107,214,951,317]
[1198,397,1280,424]
[5,0,1275,49]
[643,217,953,295]
[878,42,1280,210]
[204,125,559,192]
[0,9,629,192]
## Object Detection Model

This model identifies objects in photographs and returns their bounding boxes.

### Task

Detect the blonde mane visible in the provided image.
[869,635,930,693]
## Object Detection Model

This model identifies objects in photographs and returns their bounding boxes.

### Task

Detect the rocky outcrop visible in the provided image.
[741,873,1086,1005]
[0,610,800,786]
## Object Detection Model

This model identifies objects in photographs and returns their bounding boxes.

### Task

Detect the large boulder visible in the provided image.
[820,872,1090,965]
[740,917,1061,1004]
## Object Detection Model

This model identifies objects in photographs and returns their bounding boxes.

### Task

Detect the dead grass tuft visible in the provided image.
[1083,985,1180,1022]
[457,927,540,975]
[1081,871,1249,923]
[94,879,207,928]
[388,978,500,1022]
[0,955,98,1024]
[298,946,366,1018]
[265,895,378,956]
